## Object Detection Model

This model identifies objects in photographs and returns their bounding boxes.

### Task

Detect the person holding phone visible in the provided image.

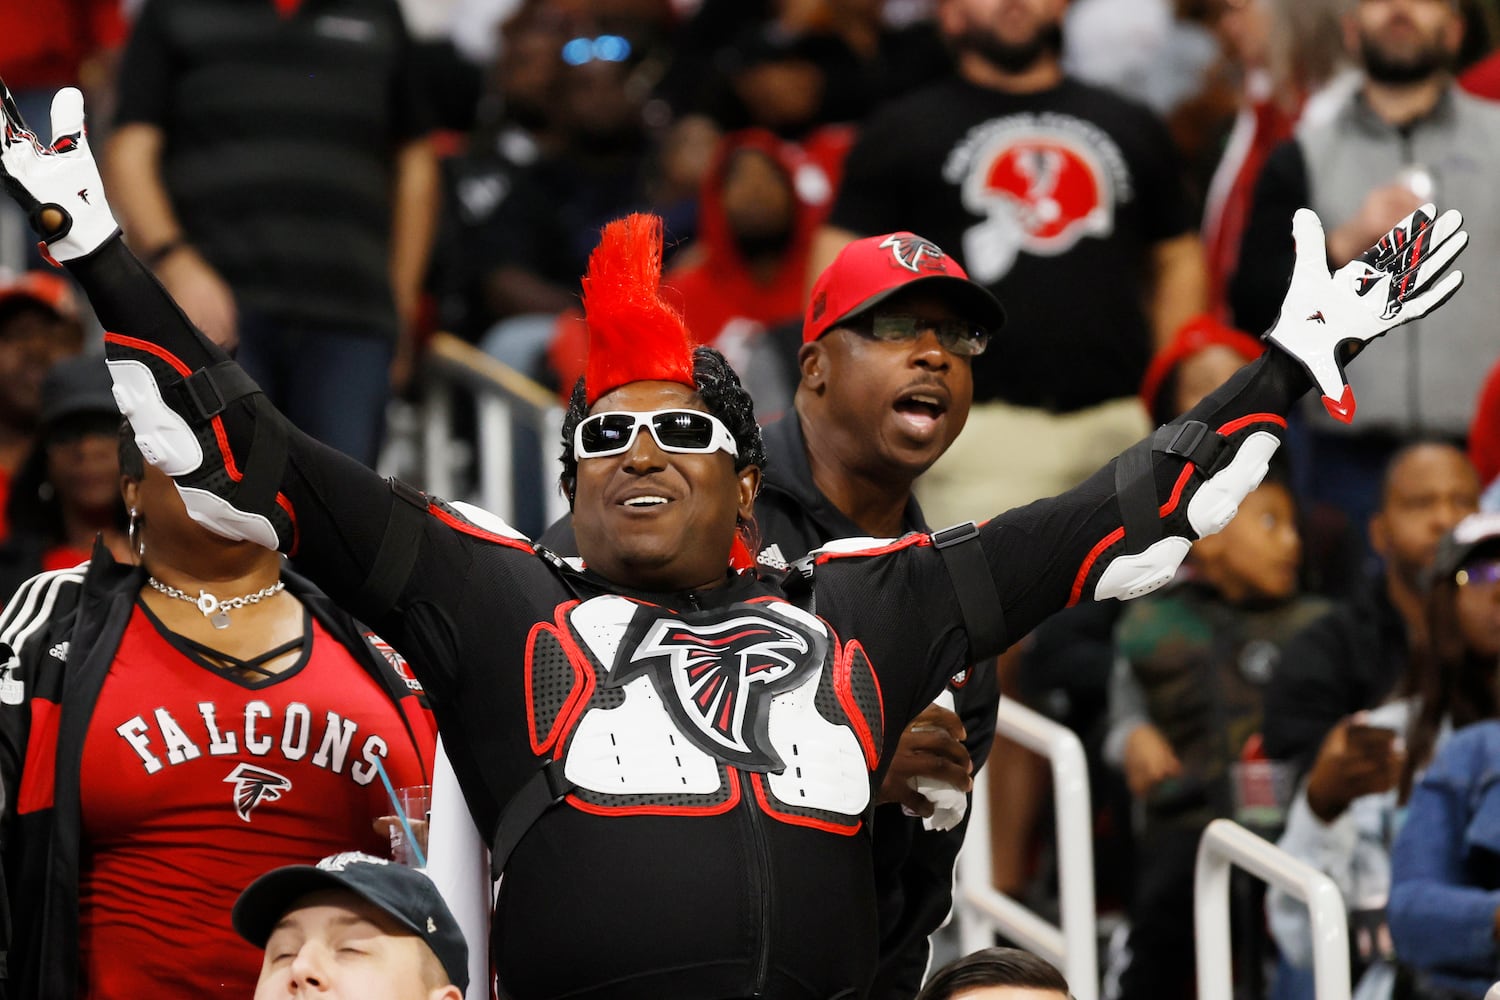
[1270,511,1500,999]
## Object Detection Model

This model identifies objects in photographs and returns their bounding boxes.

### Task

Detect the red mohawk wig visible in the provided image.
[581,213,695,406]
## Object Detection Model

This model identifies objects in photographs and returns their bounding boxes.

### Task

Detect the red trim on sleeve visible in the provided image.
[1066,413,1286,606]
[428,505,534,551]
[105,332,192,375]
[103,333,300,546]
[812,532,929,566]
[1066,462,1196,607]
[18,697,60,814]
[1162,464,1195,514]
[1217,412,1286,435]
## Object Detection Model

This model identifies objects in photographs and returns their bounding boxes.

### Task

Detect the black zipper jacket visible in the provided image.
[756,413,999,999]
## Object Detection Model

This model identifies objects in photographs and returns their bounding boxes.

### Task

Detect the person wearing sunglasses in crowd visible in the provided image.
[1270,511,1500,1000]
[0,84,1471,999]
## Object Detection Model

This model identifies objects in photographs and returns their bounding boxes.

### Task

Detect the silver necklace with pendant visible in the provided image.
[146,576,286,629]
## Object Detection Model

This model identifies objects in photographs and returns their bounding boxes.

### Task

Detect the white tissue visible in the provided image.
[902,690,969,831]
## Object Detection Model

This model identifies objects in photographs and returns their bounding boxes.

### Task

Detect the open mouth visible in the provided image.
[893,389,948,427]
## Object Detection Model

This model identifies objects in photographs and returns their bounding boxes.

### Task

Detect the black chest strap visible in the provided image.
[490,759,575,881]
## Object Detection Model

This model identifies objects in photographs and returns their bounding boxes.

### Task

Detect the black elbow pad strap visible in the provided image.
[931,521,1005,657]
[1114,420,1230,554]
[166,361,288,520]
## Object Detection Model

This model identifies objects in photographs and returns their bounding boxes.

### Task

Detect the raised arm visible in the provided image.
[963,202,1467,660]
[0,84,550,695]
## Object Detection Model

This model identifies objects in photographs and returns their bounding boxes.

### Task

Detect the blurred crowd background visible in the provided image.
[5,0,1500,998]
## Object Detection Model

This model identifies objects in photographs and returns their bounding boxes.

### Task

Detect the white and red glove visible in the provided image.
[0,82,119,264]
[1267,204,1467,423]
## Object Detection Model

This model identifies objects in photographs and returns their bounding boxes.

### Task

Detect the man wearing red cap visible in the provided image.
[0,83,1472,998]
[811,0,1208,529]
[758,231,1003,998]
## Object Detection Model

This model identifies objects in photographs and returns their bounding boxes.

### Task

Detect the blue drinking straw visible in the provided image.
[373,755,427,868]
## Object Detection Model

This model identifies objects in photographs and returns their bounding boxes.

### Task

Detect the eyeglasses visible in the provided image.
[574,409,739,460]
[1456,559,1500,587]
[847,313,990,357]
[561,34,632,66]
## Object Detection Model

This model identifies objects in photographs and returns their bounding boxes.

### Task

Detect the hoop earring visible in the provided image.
[128,508,144,561]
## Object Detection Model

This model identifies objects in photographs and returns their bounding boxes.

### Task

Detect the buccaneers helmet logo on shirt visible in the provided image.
[225,762,292,821]
[613,610,823,771]
[956,123,1118,283]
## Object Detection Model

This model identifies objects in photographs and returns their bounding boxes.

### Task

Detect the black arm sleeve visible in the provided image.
[971,347,1312,659]
[1229,140,1309,335]
[70,237,559,702]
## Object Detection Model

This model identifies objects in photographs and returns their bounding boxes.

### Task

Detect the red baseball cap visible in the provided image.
[1138,314,1264,416]
[804,232,1005,344]
[0,270,79,322]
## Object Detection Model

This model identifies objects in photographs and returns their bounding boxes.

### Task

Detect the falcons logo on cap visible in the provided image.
[879,234,947,273]
[613,610,824,771]
[225,763,292,822]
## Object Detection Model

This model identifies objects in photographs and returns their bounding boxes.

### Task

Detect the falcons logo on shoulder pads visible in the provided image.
[224,763,292,822]
[613,609,825,771]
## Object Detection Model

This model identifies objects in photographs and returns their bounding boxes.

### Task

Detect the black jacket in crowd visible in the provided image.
[1261,573,1412,776]
[755,413,1000,999]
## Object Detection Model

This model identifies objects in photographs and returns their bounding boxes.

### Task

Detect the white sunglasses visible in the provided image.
[574,409,739,460]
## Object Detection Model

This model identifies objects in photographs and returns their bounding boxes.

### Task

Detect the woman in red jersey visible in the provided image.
[0,428,436,999]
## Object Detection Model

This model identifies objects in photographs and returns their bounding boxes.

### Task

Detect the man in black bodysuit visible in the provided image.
[0,82,1470,1000]
[537,229,1003,997]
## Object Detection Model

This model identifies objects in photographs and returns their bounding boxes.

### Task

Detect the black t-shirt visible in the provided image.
[830,75,1194,410]
[113,0,431,340]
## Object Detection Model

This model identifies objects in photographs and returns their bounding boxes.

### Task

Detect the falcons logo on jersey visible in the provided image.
[613,610,824,771]
[225,763,292,822]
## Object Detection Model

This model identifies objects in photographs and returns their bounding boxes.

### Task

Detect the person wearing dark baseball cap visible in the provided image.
[235,852,468,1000]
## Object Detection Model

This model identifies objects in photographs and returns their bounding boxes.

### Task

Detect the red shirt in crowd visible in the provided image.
[77,604,430,997]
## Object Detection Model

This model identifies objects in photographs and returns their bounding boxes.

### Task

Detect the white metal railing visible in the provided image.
[405,332,566,530]
[955,698,1098,1000]
[1195,819,1350,1000]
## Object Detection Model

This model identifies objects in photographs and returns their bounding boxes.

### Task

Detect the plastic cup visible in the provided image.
[385,784,432,867]
[1229,760,1292,830]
